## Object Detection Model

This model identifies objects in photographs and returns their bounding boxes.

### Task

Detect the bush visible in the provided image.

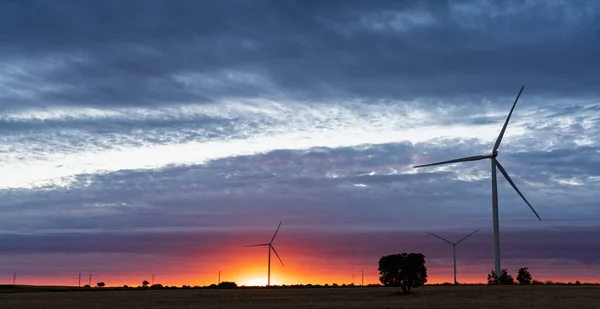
[517,267,532,284]
[218,281,237,289]
[96,282,105,287]
[498,269,514,285]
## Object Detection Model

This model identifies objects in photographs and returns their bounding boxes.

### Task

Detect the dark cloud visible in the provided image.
[0,0,599,110]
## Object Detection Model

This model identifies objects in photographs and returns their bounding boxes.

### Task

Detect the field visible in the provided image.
[1,285,599,308]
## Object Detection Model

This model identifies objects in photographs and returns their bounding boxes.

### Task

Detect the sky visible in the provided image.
[0,0,599,287]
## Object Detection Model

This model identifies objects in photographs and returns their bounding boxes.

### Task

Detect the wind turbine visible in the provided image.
[245,221,284,287]
[427,229,479,285]
[413,85,541,278]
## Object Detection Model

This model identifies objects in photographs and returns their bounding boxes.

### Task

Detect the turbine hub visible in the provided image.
[490,151,498,158]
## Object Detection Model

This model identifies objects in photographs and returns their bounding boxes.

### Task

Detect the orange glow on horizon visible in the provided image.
[5,268,600,287]
[4,242,599,287]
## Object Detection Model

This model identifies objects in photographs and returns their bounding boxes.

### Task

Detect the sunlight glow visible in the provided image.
[240,277,269,287]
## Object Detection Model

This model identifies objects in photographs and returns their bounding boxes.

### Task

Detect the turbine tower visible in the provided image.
[413,85,541,278]
[427,229,479,285]
[245,221,284,287]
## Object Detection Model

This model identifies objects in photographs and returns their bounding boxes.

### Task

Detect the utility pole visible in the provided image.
[78,273,81,287]
[89,274,92,286]
[357,269,364,286]
[152,274,154,286]
[13,273,16,285]
[218,270,220,285]
[352,249,355,285]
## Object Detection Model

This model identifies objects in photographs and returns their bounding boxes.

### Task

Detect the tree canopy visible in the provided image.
[378,253,427,294]
[498,269,514,284]
[488,269,514,284]
[517,267,532,284]
[487,270,498,285]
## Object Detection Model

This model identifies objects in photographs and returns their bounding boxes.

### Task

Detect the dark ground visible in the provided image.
[1,285,599,308]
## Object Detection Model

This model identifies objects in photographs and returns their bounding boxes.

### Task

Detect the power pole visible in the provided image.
[352,249,355,285]
[359,269,364,286]
[13,273,16,285]
[78,273,81,287]
[89,274,92,286]
[151,274,154,286]
[218,270,221,285]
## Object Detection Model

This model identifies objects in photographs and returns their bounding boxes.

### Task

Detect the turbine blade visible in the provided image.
[413,155,490,168]
[427,232,453,245]
[245,243,269,247]
[270,221,283,244]
[270,245,284,267]
[493,85,525,152]
[494,159,541,220]
[455,229,480,245]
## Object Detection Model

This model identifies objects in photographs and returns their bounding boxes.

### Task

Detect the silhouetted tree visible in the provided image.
[487,270,498,285]
[498,269,514,284]
[378,253,427,294]
[218,281,237,289]
[96,282,105,287]
[142,280,150,288]
[150,284,163,289]
[517,267,532,284]
[575,280,581,285]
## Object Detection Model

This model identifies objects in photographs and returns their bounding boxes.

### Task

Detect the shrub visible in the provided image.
[218,281,237,289]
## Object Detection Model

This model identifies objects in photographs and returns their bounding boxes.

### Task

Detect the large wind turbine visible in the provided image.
[427,229,479,285]
[245,221,284,286]
[413,85,541,278]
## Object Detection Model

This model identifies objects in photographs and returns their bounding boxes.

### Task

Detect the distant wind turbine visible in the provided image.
[427,229,479,285]
[413,85,541,278]
[245,221,284,287]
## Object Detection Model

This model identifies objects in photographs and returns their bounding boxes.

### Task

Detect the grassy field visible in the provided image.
[1,285,599,308]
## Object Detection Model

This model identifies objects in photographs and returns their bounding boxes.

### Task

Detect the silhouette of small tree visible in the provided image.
[218,281,237,289]
[142,280,150,288]
[517,267,532,284]
[487,270,498,284]
[498,269,514,284]
[96,282,105,287]
[378,253,427,294]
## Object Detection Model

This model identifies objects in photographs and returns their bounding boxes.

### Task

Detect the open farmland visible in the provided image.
[1,285,599,309]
